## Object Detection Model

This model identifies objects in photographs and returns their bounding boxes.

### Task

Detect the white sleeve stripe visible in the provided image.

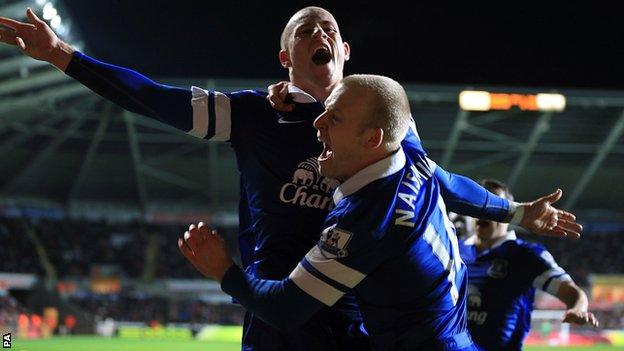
[426,157,438,174]
[289,263,345,306]
[213,91,231,141]
[189,86,209,138]
[305,246,366,289]
[423,224,450,268]
[543,274,572,295]
[533,267,567,290]
[188,87,232,141]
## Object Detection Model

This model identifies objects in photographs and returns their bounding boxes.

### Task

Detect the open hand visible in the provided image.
[562,308,599,327]
[0,8,73,69]
[519,189,582,239]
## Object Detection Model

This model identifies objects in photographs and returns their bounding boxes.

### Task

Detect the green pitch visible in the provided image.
[10,337,624,351]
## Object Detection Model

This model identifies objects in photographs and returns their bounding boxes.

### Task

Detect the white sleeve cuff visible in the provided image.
[509,202,524,225]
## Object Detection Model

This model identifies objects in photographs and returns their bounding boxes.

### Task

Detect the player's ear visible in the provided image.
[364,127,384,149]
[343,42,351,61]
[279,50,292,68]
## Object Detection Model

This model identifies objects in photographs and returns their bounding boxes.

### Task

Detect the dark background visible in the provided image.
[62,1,623,89]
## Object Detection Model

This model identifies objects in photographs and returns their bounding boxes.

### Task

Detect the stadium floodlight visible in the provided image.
[42,2,57,20]
[536,93,566,112]
[459,91,491,111]
[50,15,62,29]
[459,90,566,112]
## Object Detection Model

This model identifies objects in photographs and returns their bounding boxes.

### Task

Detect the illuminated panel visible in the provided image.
[459,91,566,112]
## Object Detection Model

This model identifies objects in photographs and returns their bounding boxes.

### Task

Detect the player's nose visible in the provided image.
[312,25,328,39]
[313,111,328,131]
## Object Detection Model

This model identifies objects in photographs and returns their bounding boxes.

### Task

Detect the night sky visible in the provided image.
[60,1,623,90]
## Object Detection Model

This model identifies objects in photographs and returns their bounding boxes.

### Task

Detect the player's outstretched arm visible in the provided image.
[432,165,511,222]
[178,222,325,331]
[1,9,193,130]
[557,281,599,327]
[0,8,73,70]
[421,164,582,239]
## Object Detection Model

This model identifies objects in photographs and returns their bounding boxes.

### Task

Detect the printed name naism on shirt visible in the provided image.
[395,162,430,228]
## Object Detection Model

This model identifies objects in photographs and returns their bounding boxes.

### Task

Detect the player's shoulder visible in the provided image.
[513,238,553,261]
[331,176,402,238]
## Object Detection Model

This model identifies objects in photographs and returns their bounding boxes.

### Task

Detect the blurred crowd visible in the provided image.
[1,215,622,329]
[0,217,237,279]
[69,293,244,325]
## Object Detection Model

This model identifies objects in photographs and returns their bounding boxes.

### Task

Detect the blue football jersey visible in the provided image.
[459,233,572,350]
[191,86,335,279]
[288,147,474,350]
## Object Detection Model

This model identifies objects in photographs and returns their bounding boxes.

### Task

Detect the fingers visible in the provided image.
[558,209,576,222]
[267,81,295,112]
[178,237,194,260]
[184,224,202,252]
[184,222,217,251]
[15,36,26,51]
[588,312,599,327]
[543,188,563,204]
[556,219,582,239]
[0,16,27,30]
[197,221,210,235]
[543,228,568,238]
[26,8,45,28]
[549,189,562,204]
[563,311,599,327]
[0,28,18,46]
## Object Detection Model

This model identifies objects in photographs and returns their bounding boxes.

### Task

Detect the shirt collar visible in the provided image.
[287,85,318,104]
[333,147,406,205]
[490,230,517,249]
[465,230,517,255]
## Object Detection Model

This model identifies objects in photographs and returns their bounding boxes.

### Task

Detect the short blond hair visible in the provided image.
[280,7,337,51]
[341,74,411,145]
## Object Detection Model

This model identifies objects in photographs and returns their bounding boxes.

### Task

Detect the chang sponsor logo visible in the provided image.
[466,285,487,325]
[279,158,339,210]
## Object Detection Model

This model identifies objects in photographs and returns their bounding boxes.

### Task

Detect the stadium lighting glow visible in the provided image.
[459,91,491,111]
[459,90,566,112]
[56,24,68,36]
[50,15,62,29]
[536,93,566,112]
[36,0,47,6]
[42,3,57,20]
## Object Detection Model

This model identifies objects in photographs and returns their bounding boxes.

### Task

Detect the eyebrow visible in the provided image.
[295,20,337,30]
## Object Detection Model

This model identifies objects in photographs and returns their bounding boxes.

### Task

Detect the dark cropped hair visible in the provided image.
[479,178,514,202]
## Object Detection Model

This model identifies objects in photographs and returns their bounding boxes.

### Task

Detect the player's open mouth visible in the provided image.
[312,47,332,65]
[318,142,333,161]
[476,220,491,227]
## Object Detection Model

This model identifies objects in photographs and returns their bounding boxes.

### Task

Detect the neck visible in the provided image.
[342,146,398,182]
[291,75,340,103]
[475,233,506,252]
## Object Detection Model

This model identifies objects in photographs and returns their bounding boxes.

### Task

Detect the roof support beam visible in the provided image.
[68,109,112,201]
[3,117,85,193]
[140,164,210,195]
[441,110,469,168]
[124,111,148,213]
[564,109,624,209]
[507,112,552,187]
[0,83,89,114]
[0,69,70,95]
